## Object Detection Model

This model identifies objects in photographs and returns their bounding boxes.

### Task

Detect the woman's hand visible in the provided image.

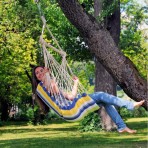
[72,76,79,83]
[44,67,50,74]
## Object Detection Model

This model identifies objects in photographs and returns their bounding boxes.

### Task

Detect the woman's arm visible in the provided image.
[43,67,60,95]
[50,78,60,95]
[63,76,79,100]
[43,67,78,99]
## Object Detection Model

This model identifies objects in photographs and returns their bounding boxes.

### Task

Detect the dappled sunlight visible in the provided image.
[0,118,147,148]
[126,117,148,122]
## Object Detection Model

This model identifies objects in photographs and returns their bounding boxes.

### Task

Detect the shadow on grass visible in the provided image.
[0,134,147,148]
[0,118,147,148]
[126,121,147,129]
[0,120,79,135]
[0,126,79,135]
[0,119,67,126]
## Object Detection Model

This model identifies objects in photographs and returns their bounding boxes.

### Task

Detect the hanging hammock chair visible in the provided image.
[35,3,99,122]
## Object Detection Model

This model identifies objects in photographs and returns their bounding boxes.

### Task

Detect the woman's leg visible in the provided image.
[100,103,126,131]
[89,92,144,110]
[100,103,136,133]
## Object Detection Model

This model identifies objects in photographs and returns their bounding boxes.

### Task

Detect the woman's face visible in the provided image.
[35,67,45,81]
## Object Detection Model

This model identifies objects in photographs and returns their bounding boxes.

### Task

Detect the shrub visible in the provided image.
[79,112,102,132]
[120,107,148,118]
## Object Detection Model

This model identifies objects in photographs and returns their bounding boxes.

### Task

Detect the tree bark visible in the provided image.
[95,58,117,131]
[94,0,120,130]
[1,100,9,121]
[57,0,147,110]
[94,0,102,18]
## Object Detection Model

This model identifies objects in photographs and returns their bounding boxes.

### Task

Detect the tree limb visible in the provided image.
[57,0,147,110]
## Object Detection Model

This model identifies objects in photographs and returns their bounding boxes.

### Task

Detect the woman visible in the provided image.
[34,66,145,134]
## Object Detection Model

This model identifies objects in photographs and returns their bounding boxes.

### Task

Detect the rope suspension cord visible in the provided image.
[35,1,100,122]
[35,2,71,107]
[35,1,87,105]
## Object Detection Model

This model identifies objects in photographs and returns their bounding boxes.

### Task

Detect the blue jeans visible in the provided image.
[89,92,134,131]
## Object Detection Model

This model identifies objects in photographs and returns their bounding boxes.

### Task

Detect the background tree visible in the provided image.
[120,0,147,79]
[0,0,38,121]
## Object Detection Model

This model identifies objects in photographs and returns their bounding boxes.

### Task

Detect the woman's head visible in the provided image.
[33,66,45,82]
[33,66,51,84]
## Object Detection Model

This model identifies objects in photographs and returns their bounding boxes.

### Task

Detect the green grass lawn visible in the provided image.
[0,117,147,148]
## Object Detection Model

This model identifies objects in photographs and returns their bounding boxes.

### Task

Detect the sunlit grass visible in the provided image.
[0,117,147,148]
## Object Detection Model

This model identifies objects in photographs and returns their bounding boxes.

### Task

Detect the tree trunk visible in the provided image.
[95,58,117,130]
[94,0,120,130]
[1,100,9,121]
[57,0,147,110]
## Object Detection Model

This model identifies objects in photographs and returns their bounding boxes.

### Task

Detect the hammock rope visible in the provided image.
[35,1,100,121]
[37,9,86,97]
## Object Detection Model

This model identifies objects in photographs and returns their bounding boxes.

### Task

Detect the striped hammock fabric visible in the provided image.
[36,82,99,122]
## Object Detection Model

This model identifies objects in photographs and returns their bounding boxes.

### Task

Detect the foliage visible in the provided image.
[12,104,36,121]
[41,110,61,124]
[98,0,119,22]
[71,61,95,93]
[13,104,51,125]
[120,107,148,118]
[0,0,39,105]
[79,0,94,14]
[14,104,60,125]
[79,112,102,132]
[38,0,92,61]
[120,0,147,78]
[0,0,44,121]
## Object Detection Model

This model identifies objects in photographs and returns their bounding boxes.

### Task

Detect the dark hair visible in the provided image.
[33,66,44,85]
[32,65,50,113]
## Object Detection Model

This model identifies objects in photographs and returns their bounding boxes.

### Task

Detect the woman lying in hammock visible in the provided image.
[34,66,145,134]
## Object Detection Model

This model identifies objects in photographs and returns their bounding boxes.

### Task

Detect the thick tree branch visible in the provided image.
[25,70,32,83]
[57,0,147,110]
